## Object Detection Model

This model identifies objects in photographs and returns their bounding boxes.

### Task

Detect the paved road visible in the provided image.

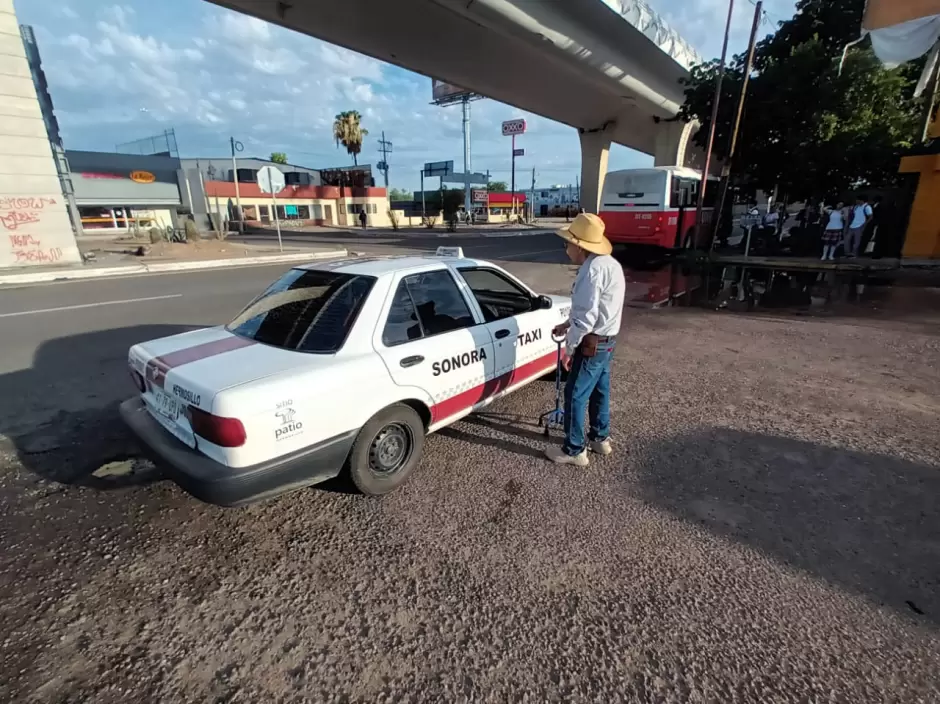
[1,232,939,702]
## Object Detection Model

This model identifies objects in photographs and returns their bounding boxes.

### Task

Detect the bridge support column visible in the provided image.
[579,126,613,214]
[653,119,700,169]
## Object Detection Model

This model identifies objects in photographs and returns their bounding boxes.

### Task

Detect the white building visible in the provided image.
[533,185,579,217]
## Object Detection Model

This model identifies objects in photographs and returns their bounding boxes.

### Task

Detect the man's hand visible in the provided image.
[552,321,570,338]
[561,351,572,371]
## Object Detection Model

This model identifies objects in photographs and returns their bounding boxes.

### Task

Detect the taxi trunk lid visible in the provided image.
[128,327,324,453]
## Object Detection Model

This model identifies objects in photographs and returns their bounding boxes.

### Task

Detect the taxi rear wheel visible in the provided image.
[347,404,425,495]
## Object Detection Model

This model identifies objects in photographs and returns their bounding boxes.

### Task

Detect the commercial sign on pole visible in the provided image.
[422,161,454,176]
[503,119,526,217]
[471,189,488,203]
[257,165,285,253]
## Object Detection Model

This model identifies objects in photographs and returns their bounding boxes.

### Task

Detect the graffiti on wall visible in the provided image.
[1,197,65,264]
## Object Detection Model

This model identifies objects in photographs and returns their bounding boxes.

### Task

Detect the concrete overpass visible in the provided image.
[207,0,705,212]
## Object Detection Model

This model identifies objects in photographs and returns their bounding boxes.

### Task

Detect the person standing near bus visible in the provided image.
[845,195,873,258]
[547,213,626,467]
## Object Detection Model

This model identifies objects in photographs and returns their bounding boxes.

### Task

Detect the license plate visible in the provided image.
[152,388,179,420]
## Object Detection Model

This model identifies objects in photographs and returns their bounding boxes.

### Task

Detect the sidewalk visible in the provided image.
[0,236,347,285]
[253,224,557,238]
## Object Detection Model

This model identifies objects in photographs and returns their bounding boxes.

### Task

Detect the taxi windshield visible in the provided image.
[227,268,375,353]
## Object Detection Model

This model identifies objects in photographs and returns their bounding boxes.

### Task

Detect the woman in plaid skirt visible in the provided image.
[821,201,846,261]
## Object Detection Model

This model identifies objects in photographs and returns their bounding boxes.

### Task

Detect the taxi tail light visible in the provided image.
[186,406,246,447]
[129,369,145,393]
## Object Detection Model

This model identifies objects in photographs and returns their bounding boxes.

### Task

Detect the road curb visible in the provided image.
[0,249,348,285]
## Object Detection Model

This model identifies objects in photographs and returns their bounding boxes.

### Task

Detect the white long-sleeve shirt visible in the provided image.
[564,253,626,355]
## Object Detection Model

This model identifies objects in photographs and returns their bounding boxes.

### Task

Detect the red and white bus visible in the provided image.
[598,166,718,250]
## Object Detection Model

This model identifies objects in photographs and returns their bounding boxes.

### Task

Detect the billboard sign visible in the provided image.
[471,188,488,203]
[502,119,527,136]
[423,161,453,176]
[432,79,473,103]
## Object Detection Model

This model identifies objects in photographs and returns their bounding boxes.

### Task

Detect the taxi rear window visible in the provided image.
[227,268,375,353]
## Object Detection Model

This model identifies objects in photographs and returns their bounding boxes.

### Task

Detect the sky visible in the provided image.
[15,0,797,193]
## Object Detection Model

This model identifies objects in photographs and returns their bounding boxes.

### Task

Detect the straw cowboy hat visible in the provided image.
[555,212,613,256]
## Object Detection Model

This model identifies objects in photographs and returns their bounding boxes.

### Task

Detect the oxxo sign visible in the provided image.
[501,119,527,136]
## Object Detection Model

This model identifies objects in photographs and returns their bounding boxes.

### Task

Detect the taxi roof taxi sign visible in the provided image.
[435,246,464,258]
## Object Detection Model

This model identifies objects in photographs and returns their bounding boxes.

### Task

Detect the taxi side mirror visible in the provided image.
[536,295,553,310]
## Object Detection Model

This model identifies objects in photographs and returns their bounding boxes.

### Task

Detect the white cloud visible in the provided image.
[212,13,272,44]
[29,0,685,188]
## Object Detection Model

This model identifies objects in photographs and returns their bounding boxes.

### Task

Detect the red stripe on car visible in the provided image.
[145,336,256,389]
[430,351,557,423]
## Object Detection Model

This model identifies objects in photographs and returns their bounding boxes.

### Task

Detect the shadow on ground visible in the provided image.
[0,325,201,488]
[634,427,940,627]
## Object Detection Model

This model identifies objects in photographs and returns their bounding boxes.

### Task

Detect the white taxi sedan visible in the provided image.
[120,248,571,506]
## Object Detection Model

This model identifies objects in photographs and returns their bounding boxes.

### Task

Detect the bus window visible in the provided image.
[602,171,667,207]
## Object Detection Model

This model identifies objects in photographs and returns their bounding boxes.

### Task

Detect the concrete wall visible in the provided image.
[0,0,79,269]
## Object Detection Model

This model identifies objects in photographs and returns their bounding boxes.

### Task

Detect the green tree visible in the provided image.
[388,188,413,201]
[269,152,288,164]
[332,110,369,165]
[487,181,508,192]
[679,0,922,201]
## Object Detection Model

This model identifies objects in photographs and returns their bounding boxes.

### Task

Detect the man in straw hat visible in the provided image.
[548,212,626,466]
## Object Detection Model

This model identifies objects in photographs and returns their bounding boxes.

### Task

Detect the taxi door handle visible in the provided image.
[494,329,511,339]
[400,355,424,368]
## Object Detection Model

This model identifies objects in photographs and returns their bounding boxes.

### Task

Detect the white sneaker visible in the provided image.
[544,446,589,467]
[589,439,612,455]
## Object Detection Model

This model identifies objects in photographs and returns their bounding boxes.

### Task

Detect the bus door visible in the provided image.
[671,176,698,248]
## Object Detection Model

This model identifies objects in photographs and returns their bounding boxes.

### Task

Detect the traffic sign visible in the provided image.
[513,148,525,157]
[502,119,526,136]
[257,165,285,194]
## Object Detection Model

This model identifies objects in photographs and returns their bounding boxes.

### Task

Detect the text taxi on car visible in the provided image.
[120,247,572,506]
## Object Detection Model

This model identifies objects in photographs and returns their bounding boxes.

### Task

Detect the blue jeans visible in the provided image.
[562,338,615,456]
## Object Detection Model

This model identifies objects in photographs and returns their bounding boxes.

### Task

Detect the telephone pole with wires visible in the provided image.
[692,0,735,252]
[377,131,393,188]
[712,0,763,249]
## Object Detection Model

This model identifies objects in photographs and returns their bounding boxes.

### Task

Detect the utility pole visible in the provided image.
[378,131,393,188]
[712,0,762,250]
[461,96,473,214]
[530,167,536,222]
[230,136,244,234]
[693,0,735,252]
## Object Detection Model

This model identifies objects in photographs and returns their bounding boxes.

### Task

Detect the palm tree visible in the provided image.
[332,110,368,165]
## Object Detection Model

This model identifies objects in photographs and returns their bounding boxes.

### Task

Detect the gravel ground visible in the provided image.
[1,304,939,702]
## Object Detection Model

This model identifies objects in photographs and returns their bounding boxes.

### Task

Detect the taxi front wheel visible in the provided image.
[347,404,425,495]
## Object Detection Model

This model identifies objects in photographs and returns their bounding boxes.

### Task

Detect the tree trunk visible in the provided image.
[353,152,358,166]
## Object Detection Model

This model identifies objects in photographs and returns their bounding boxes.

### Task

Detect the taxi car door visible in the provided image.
[454,266,556,387]
[376,269,495,426]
